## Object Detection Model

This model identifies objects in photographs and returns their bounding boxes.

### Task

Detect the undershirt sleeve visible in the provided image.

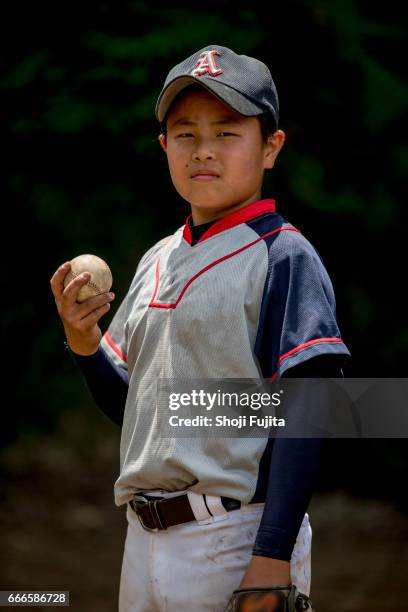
[65,342,128,427]
[252,354,344,561]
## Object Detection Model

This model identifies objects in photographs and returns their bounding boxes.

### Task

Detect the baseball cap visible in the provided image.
[155,45,279,129]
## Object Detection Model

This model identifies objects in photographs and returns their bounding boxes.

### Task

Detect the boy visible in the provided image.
[50,45,351,611]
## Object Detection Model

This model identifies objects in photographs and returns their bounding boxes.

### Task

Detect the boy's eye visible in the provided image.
[174,131,239,139]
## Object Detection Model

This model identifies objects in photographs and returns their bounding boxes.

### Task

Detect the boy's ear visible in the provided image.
[264,129,286,170]
[159,133,167,153]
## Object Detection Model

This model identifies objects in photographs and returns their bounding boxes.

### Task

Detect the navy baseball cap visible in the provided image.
[155,45,279,128]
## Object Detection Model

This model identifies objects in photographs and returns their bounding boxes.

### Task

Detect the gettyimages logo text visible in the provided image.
[168,388,283,411]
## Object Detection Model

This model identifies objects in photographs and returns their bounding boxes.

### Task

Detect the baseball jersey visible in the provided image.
[99,198,350,507]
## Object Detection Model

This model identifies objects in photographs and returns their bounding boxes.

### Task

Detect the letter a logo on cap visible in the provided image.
[191,50,223,77]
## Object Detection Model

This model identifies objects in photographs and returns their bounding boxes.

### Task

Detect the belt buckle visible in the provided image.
[131,495,166,532]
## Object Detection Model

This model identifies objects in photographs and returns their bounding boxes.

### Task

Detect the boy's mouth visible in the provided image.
[190,169,220,181]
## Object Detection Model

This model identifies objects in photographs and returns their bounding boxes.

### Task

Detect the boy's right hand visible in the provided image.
[50,261,115,356]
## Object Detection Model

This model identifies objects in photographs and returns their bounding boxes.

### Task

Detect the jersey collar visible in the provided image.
[183,199,276,245]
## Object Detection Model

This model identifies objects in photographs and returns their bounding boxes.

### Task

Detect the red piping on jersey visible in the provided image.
[149,226,300,308]
[270,337,344,380]
[104,331,128,364]
[183,199,276,245]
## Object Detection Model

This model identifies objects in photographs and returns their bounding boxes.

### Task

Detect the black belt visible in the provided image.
[129,493,243,532]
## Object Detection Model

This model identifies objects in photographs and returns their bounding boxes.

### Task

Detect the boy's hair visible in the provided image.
[160,84,277,144]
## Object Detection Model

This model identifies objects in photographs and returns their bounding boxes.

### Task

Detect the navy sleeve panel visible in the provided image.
[251,354,343,561]
[64,342,128,427]
[247,213,351,379]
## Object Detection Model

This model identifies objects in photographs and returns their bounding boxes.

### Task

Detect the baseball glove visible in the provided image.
[224,584,314,612]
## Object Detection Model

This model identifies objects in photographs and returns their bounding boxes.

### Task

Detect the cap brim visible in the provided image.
[155,76,270,124]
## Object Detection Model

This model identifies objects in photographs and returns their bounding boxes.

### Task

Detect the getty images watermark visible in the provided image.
[154,378,408,438]
[167,387,285,430]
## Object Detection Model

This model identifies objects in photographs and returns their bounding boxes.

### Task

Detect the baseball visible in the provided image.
[64,254,113,303]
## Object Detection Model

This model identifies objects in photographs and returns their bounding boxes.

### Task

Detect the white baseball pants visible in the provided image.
[118,490,312,612]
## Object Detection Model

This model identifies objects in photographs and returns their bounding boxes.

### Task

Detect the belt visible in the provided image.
[129,493,243,532]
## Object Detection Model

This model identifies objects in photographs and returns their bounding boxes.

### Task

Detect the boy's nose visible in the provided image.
[192,142,216,161]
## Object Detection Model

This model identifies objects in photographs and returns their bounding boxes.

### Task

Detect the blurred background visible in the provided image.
[1,1,407,610]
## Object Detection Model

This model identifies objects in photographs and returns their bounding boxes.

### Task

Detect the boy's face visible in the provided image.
[159,89,285,224]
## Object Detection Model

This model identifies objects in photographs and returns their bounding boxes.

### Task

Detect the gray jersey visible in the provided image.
[101,199,350,506]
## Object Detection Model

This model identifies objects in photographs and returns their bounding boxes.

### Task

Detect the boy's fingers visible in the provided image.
[77,292,115,319]
[50,262,71,299]
[61,271,92,303]
[77,302,112,330]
